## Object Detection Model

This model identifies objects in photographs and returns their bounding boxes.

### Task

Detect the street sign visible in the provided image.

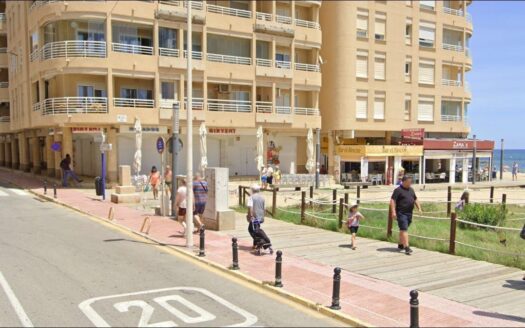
[157,137,165,154]
[100,143,112,152]
[168,137,183,154]
[51,142,61,152]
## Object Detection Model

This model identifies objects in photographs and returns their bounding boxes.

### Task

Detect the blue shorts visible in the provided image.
[194,203,206,215]
[397,212,412,231]
[261,176,267,183]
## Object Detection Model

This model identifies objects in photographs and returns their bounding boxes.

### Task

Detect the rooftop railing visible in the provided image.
[42,97,108,115]
[40,40,107,60]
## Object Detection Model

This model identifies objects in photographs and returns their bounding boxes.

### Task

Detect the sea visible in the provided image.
[493,149,525,171]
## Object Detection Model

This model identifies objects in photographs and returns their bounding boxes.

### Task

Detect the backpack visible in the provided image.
[60,159,68,170]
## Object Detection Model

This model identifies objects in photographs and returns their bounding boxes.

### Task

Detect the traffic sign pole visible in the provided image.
[157,137,166,215]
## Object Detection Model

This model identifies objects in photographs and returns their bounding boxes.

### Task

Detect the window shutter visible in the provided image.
[356,96,368,119]
[356,55,368,78]
[418,97,434,121]
[374,98,385,120]
[374,56,385,80]
[420,0,435,9]
[357,16,368,31]
[419,26,435,42]
[375,20,386,37]
[418,61,434,84]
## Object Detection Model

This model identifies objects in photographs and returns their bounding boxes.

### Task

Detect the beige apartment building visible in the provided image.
[0,0,322,182]
[319,0,486,185]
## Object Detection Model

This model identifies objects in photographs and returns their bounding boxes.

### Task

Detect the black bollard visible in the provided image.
[231,237,240,270]
[198,226,206,257]
[330,267,342,310]
[274,250,283,287]
[53,183,57,198]
[410,290,419,328]
[44,180,47,195]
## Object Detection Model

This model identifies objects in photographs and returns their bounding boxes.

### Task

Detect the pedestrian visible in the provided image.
[347,203,365,250]
[266,164,274,187]
[60,154,83,187]
[455,190,469,211]
[260,166,268,189]
[390,175,422,255]
[274,165,282,185]
[192,172,207,232]
[247,184,273,255]
[176,179,188,234]
[148,166,161,200]
[512,162,519,181]
[165,165,172,197]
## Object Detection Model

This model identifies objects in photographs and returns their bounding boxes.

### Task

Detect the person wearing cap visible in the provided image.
[347,203,365,250]
[390,175,422,255]
[247,184,265,248]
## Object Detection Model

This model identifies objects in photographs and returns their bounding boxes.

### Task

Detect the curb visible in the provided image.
[21,186,371,327]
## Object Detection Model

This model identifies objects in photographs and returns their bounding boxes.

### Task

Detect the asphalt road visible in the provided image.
[0,181,341,327]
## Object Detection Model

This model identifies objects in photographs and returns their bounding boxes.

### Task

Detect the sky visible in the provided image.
[467,1,525,149]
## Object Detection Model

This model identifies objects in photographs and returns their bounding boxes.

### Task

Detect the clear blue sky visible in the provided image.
[468,1,525,149]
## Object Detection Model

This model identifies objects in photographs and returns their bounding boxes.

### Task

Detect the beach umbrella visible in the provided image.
[305,128,315,174]
[133,118,142,176]
[199,122,208,176]
[256,126,264,173]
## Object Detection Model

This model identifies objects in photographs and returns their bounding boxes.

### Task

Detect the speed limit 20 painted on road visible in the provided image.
[79,287,258,327]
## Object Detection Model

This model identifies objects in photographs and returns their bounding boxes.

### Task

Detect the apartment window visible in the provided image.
[406,0,413,6]
[161,81,176,99]
[405,18,412,45]
[374,13,386,41]
[418,96,434,121]
[356,50,368,79]
[77,85,94,97]
[30,32,39,52]
[374,53,386,80]
[419,21,436,48]
[120,88,152,99]
[405,57,412,82]
[419,0,436,11]
[373,92,385,120]
[357,9,369,38]
[356,90,368,119]
[159,27,177,49]
[418,59,435,85]
[404,95,411,121]
[441,100,462,121]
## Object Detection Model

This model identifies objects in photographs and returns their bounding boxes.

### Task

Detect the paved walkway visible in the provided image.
[1,168,524,327]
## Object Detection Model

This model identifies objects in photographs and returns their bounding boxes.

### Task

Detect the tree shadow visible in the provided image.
[502,279,525,291]
[472,310,525,324]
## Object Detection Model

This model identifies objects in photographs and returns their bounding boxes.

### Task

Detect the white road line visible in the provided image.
[0,190,8,197]
[0,271,34,327]
[9,189,28,196]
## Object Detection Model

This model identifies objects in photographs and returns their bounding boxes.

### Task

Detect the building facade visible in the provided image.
[0,0,322,182]
[320,0,481,184]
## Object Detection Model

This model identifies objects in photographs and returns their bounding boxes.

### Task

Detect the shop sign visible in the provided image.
[401,128,425,140]
[336,145,423,158]
[72,127,102,134]
[124,126,168,134]
[208,128,236,135]
[117,114,128,123]
[423,139,495,151]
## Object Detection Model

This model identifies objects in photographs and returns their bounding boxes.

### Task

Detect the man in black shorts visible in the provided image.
[390,176,421,255]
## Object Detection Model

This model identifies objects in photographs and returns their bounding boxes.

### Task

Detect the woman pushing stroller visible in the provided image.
[247,184,273,256]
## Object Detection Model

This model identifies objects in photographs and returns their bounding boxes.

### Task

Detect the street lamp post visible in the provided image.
[315,128,320,189]
[171,103,179,216]
[472,134,477,185]
[499,138,504,180]
[185,2,194,248]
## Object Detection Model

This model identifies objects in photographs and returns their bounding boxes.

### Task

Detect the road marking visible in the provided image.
[9,189,29,196]
[79,287,258,327]
[0,271,34,327]
[0,190,8,196]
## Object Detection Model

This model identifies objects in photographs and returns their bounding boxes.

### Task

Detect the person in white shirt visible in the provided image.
[266,165,274,187]
[176,179,188,234]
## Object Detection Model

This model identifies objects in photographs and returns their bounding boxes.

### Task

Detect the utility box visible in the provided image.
[202,167,236,231]
[95,176,103,196]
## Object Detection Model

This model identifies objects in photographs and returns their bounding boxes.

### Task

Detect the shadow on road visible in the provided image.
[103,238,167,246]
[502,279,525,291]
[472,310,525,324]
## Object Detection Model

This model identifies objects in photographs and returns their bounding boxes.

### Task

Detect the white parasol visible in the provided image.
[305,128,315,174]
[133,118,142,176]
[256,126,264,173]
[199,122,208,176]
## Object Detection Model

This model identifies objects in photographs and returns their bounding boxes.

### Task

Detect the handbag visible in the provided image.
[521,224,525,240]
[143,184,151,192]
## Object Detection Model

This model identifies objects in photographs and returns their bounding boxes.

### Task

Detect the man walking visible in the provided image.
[247,184,273,254]
[60,154,82,187]
[512,162,519,181]
[192,173,207,232]
[390,176,421,255]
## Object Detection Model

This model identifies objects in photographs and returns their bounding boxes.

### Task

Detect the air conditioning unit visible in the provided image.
[218,84,230,93]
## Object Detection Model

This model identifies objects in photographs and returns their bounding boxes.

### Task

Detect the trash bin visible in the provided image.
[95,176,103,196]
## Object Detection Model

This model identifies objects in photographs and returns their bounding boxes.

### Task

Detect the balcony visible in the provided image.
[112,43,153,56]
[275,60,291,69]
[113,98,155,108]
[159,99,179,109]
[441,115,462,122]
[42,97,108,115]
[207,4,251,19]
[159,47,179,58]
[295,18,320,30]
[276,15,292,25]
[39,41,106,60]
[276,106,292,115]
[295,62,320,72]
[294,107,320,116]
[441,79,462,87]
[207,53,251,65]
[208,99,251,113]
[442,43,464,52]
[33,102,41,111]
[256,101,272,113]
[183,50,203,60]
[443,7,464,16]
[256,12,272,22]
[159,0,204,10]
[184,97,204,110]
[256,58,272,67]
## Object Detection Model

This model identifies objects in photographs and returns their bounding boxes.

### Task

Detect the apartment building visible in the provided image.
[320,0,491,185]
[0,0,322,182]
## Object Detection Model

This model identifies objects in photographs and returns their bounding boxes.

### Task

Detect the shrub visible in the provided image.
[459,203,507,228]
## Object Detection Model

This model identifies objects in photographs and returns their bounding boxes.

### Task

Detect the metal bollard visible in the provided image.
[231,237,240,270]
[198,225,206,257]
[274,250,283,287]
[330,267,342,310]
[53,183,57,198]
[44,180,47,195]
[410,290,419,328]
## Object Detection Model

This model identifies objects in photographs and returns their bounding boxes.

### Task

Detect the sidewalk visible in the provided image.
[1,168,524,327]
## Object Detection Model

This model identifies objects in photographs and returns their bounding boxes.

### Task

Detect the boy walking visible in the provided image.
[347,203,364,250]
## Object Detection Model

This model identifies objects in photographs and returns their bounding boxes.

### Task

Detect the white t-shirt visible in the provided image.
[267,167,274,177]
[177,186,187,208]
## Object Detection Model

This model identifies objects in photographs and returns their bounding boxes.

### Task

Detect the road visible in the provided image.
[0,181,341,327]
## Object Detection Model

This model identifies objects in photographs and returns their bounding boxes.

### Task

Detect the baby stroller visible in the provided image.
[250,220,273,256]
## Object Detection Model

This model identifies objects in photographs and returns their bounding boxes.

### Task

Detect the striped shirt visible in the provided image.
[193,180,208,205]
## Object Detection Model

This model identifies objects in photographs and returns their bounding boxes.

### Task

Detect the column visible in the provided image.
[422,156,426,184]
[53,131,62,178]
[271,82,276,113]
[4,141,11,167]
[45,135,55,177]
[18,133,29,172]
[179,73,185,109]
[31,135,41,174]
[449,157,456,184]
[106,68,113,112]
[153,19,159,55]
[62,127,73,161]
[462,157,469,184]
[271,38,276,64]
[0,139,4,166]
[327,132,334,175]
[107,127,118,183]
[418,156,423,185]
[11,136,19,169]
[271,0,276,16]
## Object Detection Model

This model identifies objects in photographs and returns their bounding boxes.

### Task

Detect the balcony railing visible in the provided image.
[294,107,320,116]
[256,101,272,113]
[256,12,272,21]
[0,13,4,22]
[159,0,204,10]
[114,98,155,108]
[295,62,320,72]
[159,47,179,57]
[112,42,153,55]
[207,4,251,18]
[441,114,462,122]
[275,106,291,114]
[0,82,8,88]
[33,102,41,111]
[443,7,463,16]
[295,18,320,30]
[276,15,292,25]
[183,50,203,60]
[0,116,9,122]
[256,58,272,67]
[208,99,251,113]
[184,97,204,110]
[40,41,106,60]
[357,29,368,38]
[441,79,462,87]
[42,97,108,115]
[275,60,291,69]
[442,43,464,52]
[207,53,251,65]
[30,49,40,62]
[30,0,62,11]
[466,12,472,24]
[160,99,180,109]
